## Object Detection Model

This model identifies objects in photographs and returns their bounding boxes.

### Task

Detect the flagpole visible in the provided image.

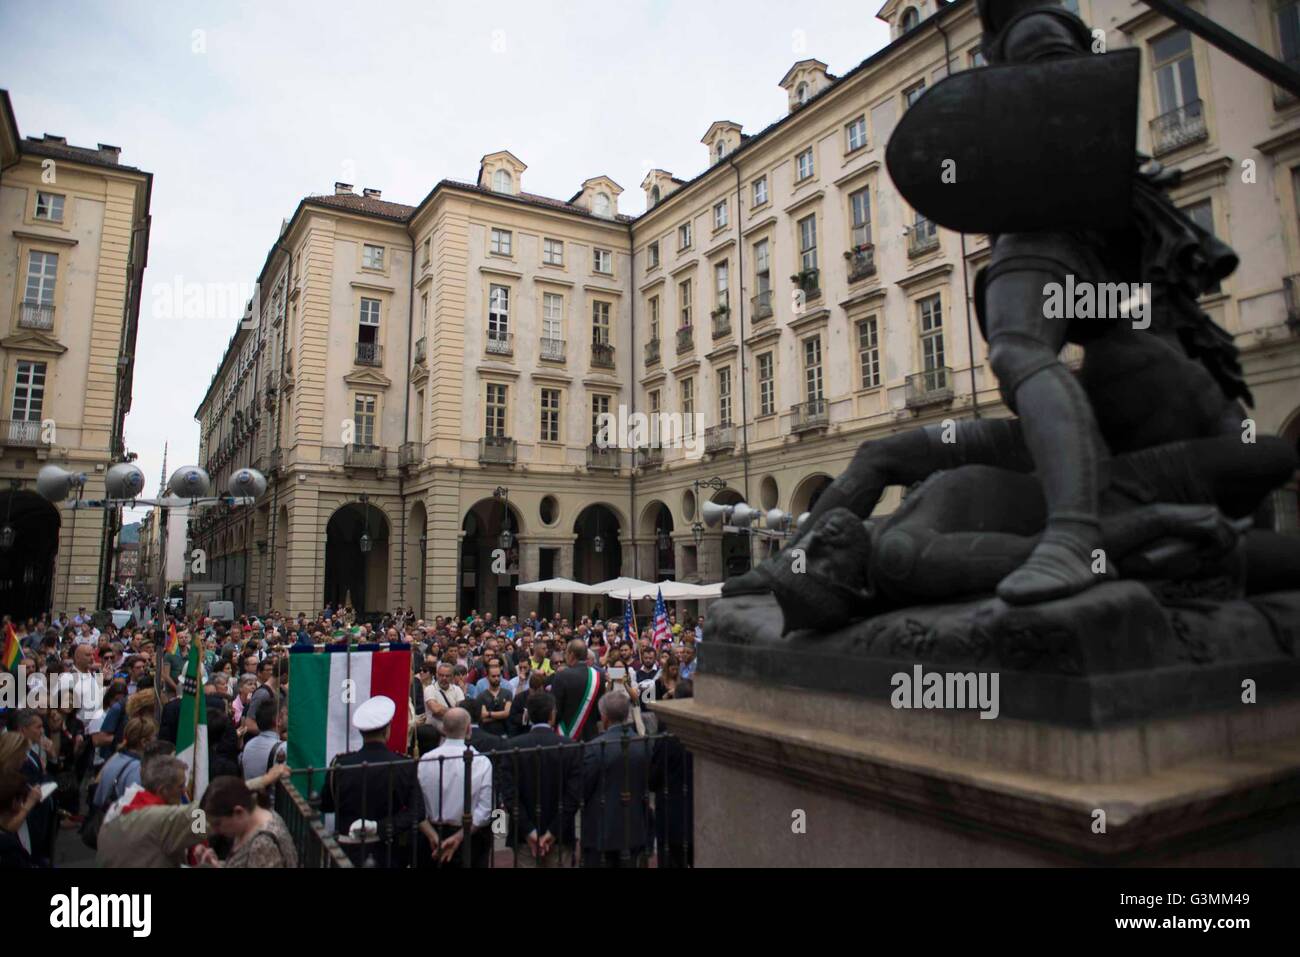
[187,643,199,799]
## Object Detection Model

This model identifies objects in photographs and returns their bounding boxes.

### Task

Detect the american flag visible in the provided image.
[653,588,671,648]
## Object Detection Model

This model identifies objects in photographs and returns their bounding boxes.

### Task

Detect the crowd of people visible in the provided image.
[0,601,701,869]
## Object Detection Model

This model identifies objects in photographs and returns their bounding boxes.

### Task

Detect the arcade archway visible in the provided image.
[323,500,390,615]
[0,490,60,619]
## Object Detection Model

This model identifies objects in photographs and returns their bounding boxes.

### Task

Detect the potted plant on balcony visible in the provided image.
[790,268,820,296]
[710,304,730,320]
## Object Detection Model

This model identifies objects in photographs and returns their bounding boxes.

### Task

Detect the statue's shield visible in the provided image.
[885,49,1140,234]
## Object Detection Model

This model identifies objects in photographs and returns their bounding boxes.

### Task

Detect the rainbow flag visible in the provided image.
[1,622,19,673]
[163,622,179,656]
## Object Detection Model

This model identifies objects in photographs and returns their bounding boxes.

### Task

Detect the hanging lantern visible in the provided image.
[0,525,14,550]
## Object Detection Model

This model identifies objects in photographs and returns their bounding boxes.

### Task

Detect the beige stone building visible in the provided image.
[0,91,152,617]
[192,0,1300,620]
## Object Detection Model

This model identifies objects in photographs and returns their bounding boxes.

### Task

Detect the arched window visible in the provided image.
[901,6,920,32]
[795,81,809,105]
[594,192,612,217]
[715,141,726,162]
[650,185,661,206]
[492,168,512,193]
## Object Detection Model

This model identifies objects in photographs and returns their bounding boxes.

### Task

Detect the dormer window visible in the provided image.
[715,141,726,162]
[594,192,612,218]
[651,185,661,206]
[901,6,920,33]
[492,169,512,193]
[795,81,809,105]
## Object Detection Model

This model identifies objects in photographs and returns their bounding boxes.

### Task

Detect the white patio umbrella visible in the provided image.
[514,577,602,594]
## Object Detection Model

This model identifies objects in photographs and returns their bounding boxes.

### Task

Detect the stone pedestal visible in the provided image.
[653,586,1300,866]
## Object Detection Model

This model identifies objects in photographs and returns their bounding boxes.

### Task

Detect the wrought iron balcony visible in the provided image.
[485,331,513,357]
[5,419,42,446]
[711,307,731,339]
[908,221,939,258]
[644,339,661,366]
[846,243,876,282]
[399,442,420,467]
[638,446,663,469]
[905,366,954,409]
[792,268,821,301]
[478,435,516,465]
[751,289,773,321]
[540,337,566,361]
[19,301,54,330]
[586,442,621,470]
[413,337,427,365]
[791,398,829,433]
[354,342,383,366]
[344,443,384,468]
[704,423,735,454]
[676,326,694,354]
[591,341,615,369]
[1150,99,1207,156]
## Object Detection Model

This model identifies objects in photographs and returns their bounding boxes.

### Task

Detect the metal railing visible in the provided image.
[908,221,939,257]
[399,442,420,467]
[413,337,427,364]
[5,419,42,446]
[282,730,692,868]
[638,446,663,469]
[644,339,661,366]
[711,309,731,339]
[704,423,735,454]
[540,337,565,361]
[905,366,953,408]
[847,243,876,282]
[591,341,615,368]
[676,326,694,354]
[1150,99,1207,155]
[19,301,54,330]
[751,289,773,321]
[791,398,829,432]
[344,443,384,468]
[479,435,517,465]
[793,268,821,300]
[355,342,383,366]
[587,442,621,470]
[486,331,513,357]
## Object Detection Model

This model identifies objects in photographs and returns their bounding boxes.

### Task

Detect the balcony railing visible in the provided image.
[1150,99,1207,155]
[591,341,615,369]
[711,308,731,339]
[638,446,663,469]
[399,442,420,467]
[751,289,773,321]
[846,243,876,282]
[676,326,694,354]
[791,398,829,433]
[704,423,735,454]
[586,442,621,470]
[19,302,54,330]
[478,435,517,465]
[644,339,661,366]
[413,337,427,365]
[344,443,384,468]
[5,419,42,446]
[486,331,513,357]
[355,342,383,366]
[540,337,565,361]
[905,366,953,409]
[792,268,821,301]
[908,221,939,258]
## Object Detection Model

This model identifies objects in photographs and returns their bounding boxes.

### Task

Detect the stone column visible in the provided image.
[519,538,540,584]
[558,540,576,620]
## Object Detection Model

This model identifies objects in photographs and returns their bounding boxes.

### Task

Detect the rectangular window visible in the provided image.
[803,336,823,402]
[542,292,563,341]
[649,389,661,416]
[358,297,381,345]
[35,192,65,222]
[490,228,513,256]
[540,388,560,442]
[850,188,872,247]
[757,352,775,416]
[754,239,771,294]
[718,366,732,425]
[857,317,880,388]
[485,383,508,437]
[1152,29,1199,114]
[681,378,694,436]
[796,147,815,181]
[752,176,768,207]
[591,394,611,443]
[593,247,613,274]
[678,221,693,250]
[919,294,945,372]
[846,116,867,152]
[647,241,660,269]
[354,393,377,446]
[488,284,510,339]
[1280,0,1300,68]
[24,251,58,305]
[679,279,692,328]
[592,300,611,344]
[362,244,385,270]
[12,360,46,422]
[715,261,729,310]
[543,238,564,266]
[649,295,660,340]
[420,292,429,336]
[713,200,729,230]
[1180,199,1220,293]
[421,238,431,266]
[798,214,818,272]
[905,81,926,108]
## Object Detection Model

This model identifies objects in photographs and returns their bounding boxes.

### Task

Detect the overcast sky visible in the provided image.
[1,0,891,521]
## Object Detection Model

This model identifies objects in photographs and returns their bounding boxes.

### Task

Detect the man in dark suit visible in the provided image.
[580,690,652,868]
[319,695,424,868]
[650,679,694,868]
[498,692,580,867]
[461,697,505,757]
[550,639,604,743]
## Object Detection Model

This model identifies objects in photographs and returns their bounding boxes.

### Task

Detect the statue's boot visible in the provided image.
[764,508,874,634]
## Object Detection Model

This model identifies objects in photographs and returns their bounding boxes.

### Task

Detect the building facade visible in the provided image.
[0,91,152,617]
[192,0,1300,619]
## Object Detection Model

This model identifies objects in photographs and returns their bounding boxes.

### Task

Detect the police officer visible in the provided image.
[319,696,424,867]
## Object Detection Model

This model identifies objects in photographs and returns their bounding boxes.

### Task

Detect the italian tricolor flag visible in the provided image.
[287,645,411,796]
[175,641,209,802]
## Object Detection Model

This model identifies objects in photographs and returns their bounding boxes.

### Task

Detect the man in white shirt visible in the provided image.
[423,662,464,737]
[61,643,105,726]
[418,708,493,868]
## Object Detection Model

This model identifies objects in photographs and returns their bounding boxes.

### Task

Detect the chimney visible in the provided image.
[42,134,67,145]
[362,188,382,199]
[97,143,121,164]
[334,182,354,195]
